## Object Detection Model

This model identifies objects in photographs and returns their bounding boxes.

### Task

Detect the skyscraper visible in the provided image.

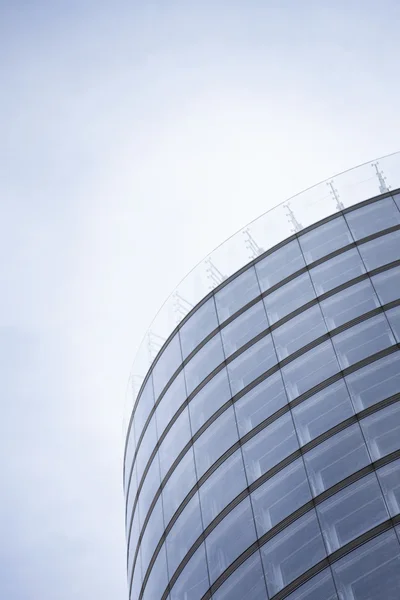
[124,156,400,600]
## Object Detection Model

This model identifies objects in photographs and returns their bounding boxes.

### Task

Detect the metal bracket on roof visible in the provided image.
[283,203,303,233]
[242,227,264,259]
[327,180,345,211]
[173,291,193,324]
[372,162,390,194]
[205,257,226,289]
[147,331,165,361]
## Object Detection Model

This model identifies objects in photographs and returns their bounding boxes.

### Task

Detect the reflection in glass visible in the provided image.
[212,551,268,600]
[194,406,239,479]
[345,352,400,412]
[360,402,400,461]
[263,272,315,325]
[179,298,218,359]
[155,371,187,440]
[284,568,338,600]
[376,458,400,518]
[345,197,400,240]
[158,407,192,479]
[256,239,306,293]
[272,305,327,360]
[358,229,400,271]
[309,248,365,295]
[220,301,268,358]
[166,493,203,576]
[320,279,380,330]
[153,334,183,400]
[298,215,353,264]
[142,543,168,600]
[170,544,210,600]
[162,448,197,526]
[227,335,278,395]
[372,266,400,305]
[184,334,225,394]
[189,368,231,434]
[215,267,261,323]
[386,305,400,342]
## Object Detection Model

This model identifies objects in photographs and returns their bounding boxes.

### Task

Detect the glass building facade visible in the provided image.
[124,189,400,600]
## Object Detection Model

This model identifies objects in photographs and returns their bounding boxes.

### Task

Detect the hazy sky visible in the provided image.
[1,1,400,599]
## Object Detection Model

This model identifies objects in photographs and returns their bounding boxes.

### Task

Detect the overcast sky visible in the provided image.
[1,1,400,599]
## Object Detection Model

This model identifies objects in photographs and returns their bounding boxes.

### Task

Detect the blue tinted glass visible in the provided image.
[141,496,164,576]
[242,412,298,484]
[284,569,338,600]
[358,230,400,271]
[263,272,316,325]
[184,334,225,394]
[255,239,305,293]
[251,458,311,537]
[170,544,210,600]
[360,402,400,461]
[345,352,400,412]
[272,305,327,360]
[281,341,340,401]
[372,266,400,304]
[304,424,371,496]
[227,335,278,395]
[234,371,288,437]
[134,377,155,444]
[332,529,400,600]
[126,463,138,535]
[376,458,400,518]
[215,267,261,323]
[292,380,354,446]
[206,497,257,584]
[261,510,326,597]
[309,248,366,296]
[166,493,203,576]
[212,551,268,600]
[162,448,197,526]
[158,407,192,479]
[136,414,158,485]
[142,543,168,600]
[220,301,268,358]
[180,298,218,359]
[386,305,400,342]
[125,423,136,491]
[128,508,140,580]
[194,406,239,479]
[189,368,232,435]
[333,314,396,370]
[155,371,187,439]
[138,456,161,526]
[199,451,248,529]
[130,549,143,600]
[393,193,400,211]
[152,334,183,400]
[344,197,400,240]
[320,279,380,330]
[299,216,353,264]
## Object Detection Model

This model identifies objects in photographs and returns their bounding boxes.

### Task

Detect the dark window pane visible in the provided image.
[299,216,353,264]
[309,248,365,296]
[134,377,155,445]
[358,230,400,271]
[333,314,396,370]
[284,569,338,600]
[272,305,327,360]
[345,197,400,240]
[304,424,371,496]
[194,406,239,478]
[320,279,380,330]
[212,551,268,600]
[156,371,187,439]
[166,493,203,576]
[263,273,315,325]
[372,266,400,305]
[162,448,197,526]
[345,352,400,412]
[292,380,354,446]
[234,371,288,437]
[377,458,400,518]
[158,407,192,479]
[242,412,298,484]
[184,334,225,394]
[281,341,340,401]
[153,334,183,400]
[199,451,247,529]
[251,458,311,537]
[227,335,278,395]
[221,301,269,358]
[215,267,261,323]
[136,415,158,485]
[180,298,218,359]
[170,544,210,600]
[138,456,161,527]
[142,544,168,600]
[261,510,326,597]
[360,402,400,461]
[141,496,164,576]
[386,305,400,342]
[255,239,305,293]
[332,529,400,600]
[205,497,257,584]
[189,368,231,435]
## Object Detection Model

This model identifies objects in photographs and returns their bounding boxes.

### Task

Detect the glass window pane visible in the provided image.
[142,544,168,600]
[212,551,268,600]
[128,508,140,579]
[215,267,261,323]
[386,305,400,342]
[372,266,400,304]
[170,544,210,600]
[126,464,138,536]
[320,279,380,330]
[221,301,269,358]
[125,424,136,492]
[180,298,218,359]
[234,371,288,437]
[317,474,389,554]
[261,510,326,597]
[199,450,247,529]
[153,334,183,400]
[251,458,311,537]
[136,415,158,485]
[345,197,400,240]
[292,380,354,446]
[299,216,353,264]
[138,456,161,527]
[345,352,400,412]
[255,239,305,293]
[281,341,340,402]
[358,230,400,271]
[141,496,164,575]
[155,371,187,439]
[227,335,278,395]
[242,412,298,484]
[205,497,257,584]
[393,193,400,212]
[376,458,400,518]
[166,493,203,576]
[332,529,400,600]
[194,406,239,479]
[272,305,327,360]
[333,314,396,370]
[263,272,316,325]
[309,248,366,296]
[360,402,400,461]
[130,549,142,600]
[158,407,192,479]
[184,334,225,395]
[134,377,155,444]
[189,368,232,435]
[162,448,197,526]
[304,424,371,496]
[284,569,338,600]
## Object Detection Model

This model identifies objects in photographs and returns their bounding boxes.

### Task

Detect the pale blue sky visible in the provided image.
[1,1,400,599]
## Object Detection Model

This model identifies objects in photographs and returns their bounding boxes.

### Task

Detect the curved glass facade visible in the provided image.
[125,189,400,600]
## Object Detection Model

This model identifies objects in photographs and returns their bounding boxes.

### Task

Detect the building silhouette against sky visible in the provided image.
[124,159,400,600]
